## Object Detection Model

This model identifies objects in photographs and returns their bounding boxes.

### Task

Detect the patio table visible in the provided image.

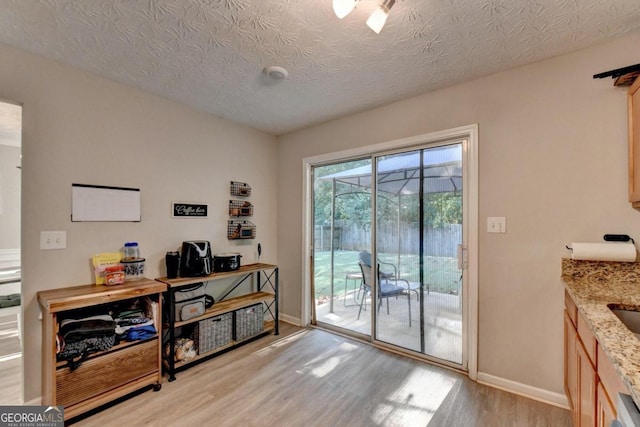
[344,272,363,307]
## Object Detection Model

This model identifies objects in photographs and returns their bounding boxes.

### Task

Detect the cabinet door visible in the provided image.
[578,339,597,427]
[598,345,630,408]
[628,76,640,206]
[596,382,616,427]
[565,311,578,419]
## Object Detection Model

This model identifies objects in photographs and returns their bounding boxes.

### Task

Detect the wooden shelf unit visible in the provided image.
[172,291,274,328]
[157,263,278,381]
[38,279,166,420]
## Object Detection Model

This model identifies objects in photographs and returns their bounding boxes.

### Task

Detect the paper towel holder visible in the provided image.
[566,234,635,251]
[603,234,635,244]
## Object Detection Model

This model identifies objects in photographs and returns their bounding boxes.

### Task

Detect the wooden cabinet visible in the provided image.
[564,291,631,427]
[596,383,616,427]
[597,345,629,410]
[38,279,166,420]
[577,312,597,364]
[628,76,640,207]
[565,311,578,416]
[565,307,597,427]
[577,339,596,427]
[157,263,278,381]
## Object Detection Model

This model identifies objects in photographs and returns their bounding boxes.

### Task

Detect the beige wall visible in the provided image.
[0,144,20,250]
[277,33,640,397]
[4,28,640,404]
[0,42,278,402]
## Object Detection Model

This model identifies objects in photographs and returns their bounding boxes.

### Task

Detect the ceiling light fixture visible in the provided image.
[332,0,360,19]
[366,0,395,34]
[332,0,396,34]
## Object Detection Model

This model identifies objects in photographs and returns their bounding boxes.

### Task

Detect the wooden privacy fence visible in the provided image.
[315,223,461,258]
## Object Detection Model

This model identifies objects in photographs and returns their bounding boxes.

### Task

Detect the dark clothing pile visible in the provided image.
[57,314,117,370]
[114,306,157,341]
[55,299,157,371]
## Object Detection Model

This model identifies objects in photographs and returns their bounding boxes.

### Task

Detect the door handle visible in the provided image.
[457,244,468,270]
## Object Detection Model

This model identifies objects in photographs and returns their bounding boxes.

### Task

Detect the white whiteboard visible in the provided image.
[72,184,141,222]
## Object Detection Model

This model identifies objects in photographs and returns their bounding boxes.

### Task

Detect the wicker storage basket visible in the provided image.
[234,303,264,342]
[193,312,232,354]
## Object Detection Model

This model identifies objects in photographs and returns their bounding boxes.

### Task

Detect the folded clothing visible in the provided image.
[59,315,116,343]
[116,319,154,335]
[117,316,151,327]
[124,325,157,341]
[117,308,144,318]
[58,335,116,360]
[60,314,113,329]
[57,334,117,371]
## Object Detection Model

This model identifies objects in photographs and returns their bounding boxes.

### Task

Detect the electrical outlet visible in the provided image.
[487,217,506,233]
[40,231,67,250]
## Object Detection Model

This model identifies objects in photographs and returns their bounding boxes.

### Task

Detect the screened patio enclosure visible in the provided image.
[324,146,462,195]
[313,143,464,365]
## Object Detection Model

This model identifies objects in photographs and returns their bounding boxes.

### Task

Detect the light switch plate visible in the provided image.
[487,217,506,233]
[40,231,67,250]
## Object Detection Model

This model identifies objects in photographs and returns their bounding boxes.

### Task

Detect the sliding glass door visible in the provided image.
[311,140,466,368]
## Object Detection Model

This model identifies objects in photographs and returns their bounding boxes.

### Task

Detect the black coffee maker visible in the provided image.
[179,241,212,277]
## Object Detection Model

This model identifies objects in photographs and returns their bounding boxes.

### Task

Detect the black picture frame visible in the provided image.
[172,202,208,218]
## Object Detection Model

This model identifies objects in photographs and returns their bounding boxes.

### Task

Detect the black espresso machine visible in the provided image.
[179,241,213,277]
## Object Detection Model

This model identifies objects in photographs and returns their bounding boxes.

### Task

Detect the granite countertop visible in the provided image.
[562,258,640,408]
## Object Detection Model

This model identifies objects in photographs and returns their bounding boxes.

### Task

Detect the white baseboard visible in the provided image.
[477,372,569,409]
[279,313,302,326]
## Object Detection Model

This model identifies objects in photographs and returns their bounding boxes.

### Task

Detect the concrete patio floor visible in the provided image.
[315,286,462,364]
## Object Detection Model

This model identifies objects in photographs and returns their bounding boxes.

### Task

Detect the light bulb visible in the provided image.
[366,0,395,34]
[333,0,359,19]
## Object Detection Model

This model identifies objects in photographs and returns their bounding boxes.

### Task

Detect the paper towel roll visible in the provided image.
[570,242,637,262]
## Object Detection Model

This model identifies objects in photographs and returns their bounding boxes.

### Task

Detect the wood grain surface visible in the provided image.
[71,324,570,427]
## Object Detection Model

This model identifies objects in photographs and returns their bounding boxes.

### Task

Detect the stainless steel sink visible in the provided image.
[610,308,640,339]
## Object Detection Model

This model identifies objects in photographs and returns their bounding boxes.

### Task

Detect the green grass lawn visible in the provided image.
[313,250,461,299]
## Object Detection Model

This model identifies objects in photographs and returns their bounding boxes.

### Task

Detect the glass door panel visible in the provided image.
[375,151,420,350]
[374,143,463,365]
[312,158,372,338]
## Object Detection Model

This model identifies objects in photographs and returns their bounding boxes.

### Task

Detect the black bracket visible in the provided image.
[594,63,640,86]
[603,234,635,244]
[594,63,640,80]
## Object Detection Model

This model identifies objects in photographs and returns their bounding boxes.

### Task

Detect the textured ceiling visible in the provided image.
[1,0,639,135]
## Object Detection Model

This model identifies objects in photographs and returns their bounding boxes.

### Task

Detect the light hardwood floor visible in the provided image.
[0,312,22,405]
[71,323,571,427]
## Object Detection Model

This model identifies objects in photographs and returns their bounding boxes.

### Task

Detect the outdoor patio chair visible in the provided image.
[357,261,412,327]
[358,251,396,280]
[358,251,422,300]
